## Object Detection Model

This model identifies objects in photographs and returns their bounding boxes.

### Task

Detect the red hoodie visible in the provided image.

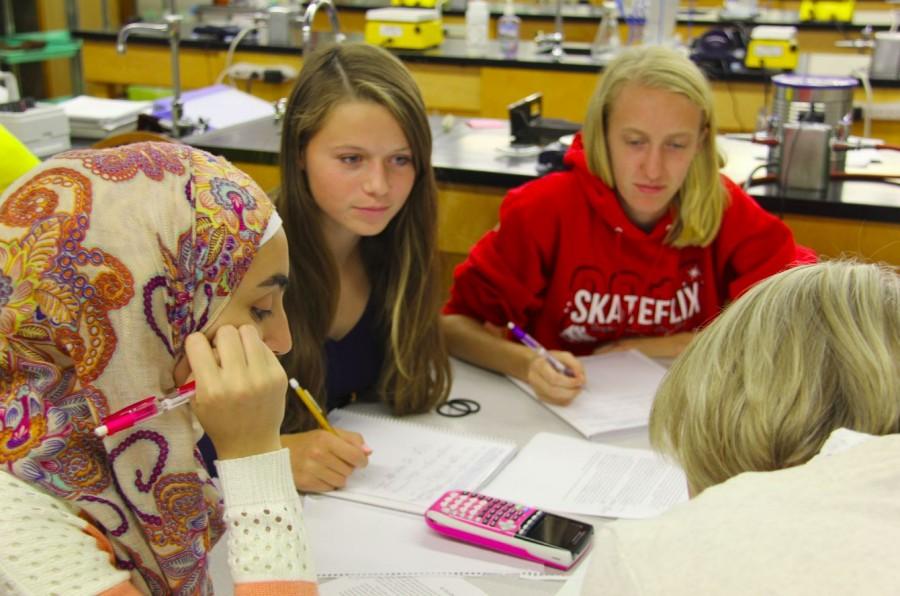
[444,134,816,355]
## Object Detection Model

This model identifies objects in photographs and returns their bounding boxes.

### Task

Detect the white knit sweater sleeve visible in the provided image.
[215,448,317,585]
[0,471,131,596]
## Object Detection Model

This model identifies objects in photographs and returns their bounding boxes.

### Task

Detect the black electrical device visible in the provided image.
[689,26,748,75]
[508,93,580,146]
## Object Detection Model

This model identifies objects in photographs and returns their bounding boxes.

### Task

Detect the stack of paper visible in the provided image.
[152,85,275,131]
[60,95,152,138]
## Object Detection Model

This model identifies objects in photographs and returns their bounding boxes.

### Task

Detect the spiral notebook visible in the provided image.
[323,409,517,514]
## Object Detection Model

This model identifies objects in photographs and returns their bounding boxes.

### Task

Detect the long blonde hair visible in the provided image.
[276,43,451,431]
[650,260,900,494]
[583,45,728,247]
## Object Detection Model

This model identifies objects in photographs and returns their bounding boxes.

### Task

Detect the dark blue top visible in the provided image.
[324,294,385,411]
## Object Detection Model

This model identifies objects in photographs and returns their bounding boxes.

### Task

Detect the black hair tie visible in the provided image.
[437,398,481,418]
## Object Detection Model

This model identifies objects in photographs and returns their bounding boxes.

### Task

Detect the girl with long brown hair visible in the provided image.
[275,43,451,492]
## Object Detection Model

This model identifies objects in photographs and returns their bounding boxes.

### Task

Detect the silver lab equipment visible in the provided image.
[534,0,566,60]
[265,0,345,55]
[116,0,194,137]
[756,74,858,192]
[302,0,345,55]
[870,32,900,79]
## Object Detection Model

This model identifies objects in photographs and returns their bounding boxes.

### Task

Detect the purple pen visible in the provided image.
[506,322,576,378]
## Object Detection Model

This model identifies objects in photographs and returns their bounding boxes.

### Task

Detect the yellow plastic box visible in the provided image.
[745,26,799,70]
[365,8,444,50]
[798,0,854,22]
[391,0,440,7]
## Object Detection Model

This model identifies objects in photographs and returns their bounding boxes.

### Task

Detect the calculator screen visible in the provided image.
[523,513,593,552]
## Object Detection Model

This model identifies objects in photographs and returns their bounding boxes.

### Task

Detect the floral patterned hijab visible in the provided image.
[0,142,276,594]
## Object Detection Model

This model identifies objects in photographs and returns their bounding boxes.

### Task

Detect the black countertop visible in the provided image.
[73,29,900,86]
[183,114,900,224]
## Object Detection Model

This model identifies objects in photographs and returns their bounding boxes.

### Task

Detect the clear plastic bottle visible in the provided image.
[497,0,521,58]
[466,0,490,56]
[591,11,620,61]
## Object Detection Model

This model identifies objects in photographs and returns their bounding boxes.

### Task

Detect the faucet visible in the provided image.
[534,0,565,60]
[301,0,345,55]
[116,7,191,138]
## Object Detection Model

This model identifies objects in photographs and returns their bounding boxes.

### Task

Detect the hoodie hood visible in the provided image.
[563,132,675,243]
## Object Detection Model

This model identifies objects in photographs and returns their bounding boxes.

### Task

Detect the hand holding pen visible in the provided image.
[95,326,286,462]
[507,321,585,406]
[507,322,576,377]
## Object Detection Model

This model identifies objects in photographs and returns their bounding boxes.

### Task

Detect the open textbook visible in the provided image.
[509,350,668,438]
[323,409,517,514]
[485,432,688,518]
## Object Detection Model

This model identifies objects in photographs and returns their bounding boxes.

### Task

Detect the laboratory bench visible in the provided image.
[74,28,900,142]
[192,0,896,49]
[179,114,900,293]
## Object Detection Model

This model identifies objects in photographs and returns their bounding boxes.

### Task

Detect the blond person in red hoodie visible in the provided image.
[442,46,815,405]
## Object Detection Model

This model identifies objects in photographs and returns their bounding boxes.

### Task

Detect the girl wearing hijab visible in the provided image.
[0,143,317,594]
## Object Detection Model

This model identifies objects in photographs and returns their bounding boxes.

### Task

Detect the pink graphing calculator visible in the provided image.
[424,490,594,570]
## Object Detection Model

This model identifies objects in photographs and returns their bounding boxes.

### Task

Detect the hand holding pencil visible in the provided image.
[283,379,373,493]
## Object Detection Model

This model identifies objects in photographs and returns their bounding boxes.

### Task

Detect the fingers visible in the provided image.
[189,324,286,460]
[329,430,370,469]
[215,325,247,374]
[240,324,279,373]
[539,385,581,406]
[184,332,219,393]
[285,430,370,492]
[527,353,584,406]
[554,352,586,383]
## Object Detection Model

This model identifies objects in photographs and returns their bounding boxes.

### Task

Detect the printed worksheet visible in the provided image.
[484,432,688,518]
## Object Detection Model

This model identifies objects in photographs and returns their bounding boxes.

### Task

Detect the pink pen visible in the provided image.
[94,381,197,438]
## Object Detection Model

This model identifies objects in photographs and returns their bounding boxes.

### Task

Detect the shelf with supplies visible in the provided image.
[74,29,900,142]
[0,30,83,96]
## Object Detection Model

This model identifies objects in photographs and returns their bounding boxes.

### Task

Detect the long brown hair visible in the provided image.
[276,43,451,432]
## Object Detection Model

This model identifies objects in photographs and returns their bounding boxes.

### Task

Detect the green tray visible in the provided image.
[0,30,82,65]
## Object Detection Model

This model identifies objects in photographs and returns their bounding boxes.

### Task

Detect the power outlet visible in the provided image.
[226,62,298,83]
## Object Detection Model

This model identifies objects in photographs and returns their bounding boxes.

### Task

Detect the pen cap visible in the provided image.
[97,397,159,437]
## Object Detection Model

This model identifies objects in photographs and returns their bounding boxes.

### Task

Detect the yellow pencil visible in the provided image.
[288,378,338,436]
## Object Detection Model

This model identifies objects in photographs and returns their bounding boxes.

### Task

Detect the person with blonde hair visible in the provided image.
[442,45,815,405]
[272,43,451,492]
[583,260,900,595]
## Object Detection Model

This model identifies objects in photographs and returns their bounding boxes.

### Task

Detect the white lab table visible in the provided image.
[210,357,657,595]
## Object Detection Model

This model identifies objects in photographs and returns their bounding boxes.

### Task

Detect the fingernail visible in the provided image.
[362,444,373,455]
